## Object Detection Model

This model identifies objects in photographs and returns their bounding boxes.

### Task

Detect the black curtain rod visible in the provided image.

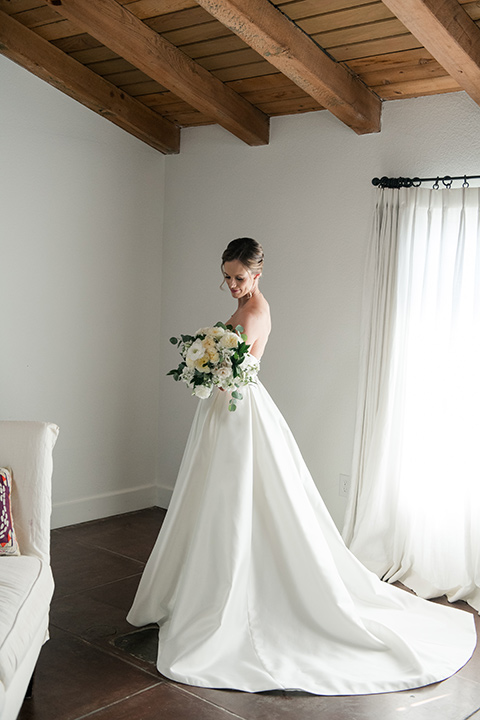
[372,174,480,189]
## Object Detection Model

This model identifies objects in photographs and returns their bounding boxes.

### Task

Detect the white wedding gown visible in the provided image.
[127,356,476,695]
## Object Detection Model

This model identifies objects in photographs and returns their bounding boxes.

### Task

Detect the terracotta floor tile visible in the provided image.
[89,683,246,720]
[18,626,162,720]
[82,574,143,613]
[52,507,165,562]
[49,581,161,676]
[187,674,480,720]
[51,539,144,597]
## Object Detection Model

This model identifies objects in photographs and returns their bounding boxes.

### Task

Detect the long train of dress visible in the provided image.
[127,363,476,695]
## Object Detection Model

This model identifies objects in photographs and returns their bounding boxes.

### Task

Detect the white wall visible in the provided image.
[160,91,480,528]
[0,56,166,527]
[3,50,480,531]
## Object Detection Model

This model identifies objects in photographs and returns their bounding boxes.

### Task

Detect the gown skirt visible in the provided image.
[127,367,476,695]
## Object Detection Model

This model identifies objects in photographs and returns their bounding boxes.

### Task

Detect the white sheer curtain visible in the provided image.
[343,186,480,612]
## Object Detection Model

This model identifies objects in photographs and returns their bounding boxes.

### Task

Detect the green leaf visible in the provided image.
[181,334,195,343]
[231,390,243,400]
[236,325,244,334]
[228,401,237,412]
[169,336,178,344]
[215,321,227,329]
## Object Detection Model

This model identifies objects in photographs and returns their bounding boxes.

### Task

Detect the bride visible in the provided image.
[127,237,476,695]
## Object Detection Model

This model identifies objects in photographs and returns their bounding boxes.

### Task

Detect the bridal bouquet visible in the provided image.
[168,322,259,411]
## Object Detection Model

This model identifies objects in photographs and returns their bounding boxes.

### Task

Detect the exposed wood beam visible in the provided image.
[0,10,180,154]
[43,0,269,146]
[381,0,480,106]
[195,0,382,135]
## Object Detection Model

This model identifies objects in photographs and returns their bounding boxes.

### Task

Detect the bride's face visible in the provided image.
[223,260,254,299]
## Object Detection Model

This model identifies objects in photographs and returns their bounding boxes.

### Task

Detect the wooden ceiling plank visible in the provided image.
[121,0,198,16]
[375,75,461,99]
[197,48,264,71]
[227,73,290,93]
[274,0,380,20]
[296,5,395,35]
[331,33,421,62]
[69,46,119,64]
[311,18,407,49]
[358,60,448,87]
[52,33,102,53]
[34,17,85,41]
[43,0,269,146]
[10,5,62,29]
[0,0,43,13]
[213,61,281,82]
[119,79,167,95]
[381,0,480,106]
[195,0,381,134]
[347,48,436,74]
[146,7,214,34]
[0,10,180,153]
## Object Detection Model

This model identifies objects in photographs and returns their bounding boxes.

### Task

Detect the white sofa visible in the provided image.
[0,421,59,720]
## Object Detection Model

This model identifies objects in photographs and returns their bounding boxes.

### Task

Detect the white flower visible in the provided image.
[213,365,233,388]
[186,339,206,367]
[194,384,212,399]
[219,331,239,349]
[181,367,195,383]
[214,365,231,381]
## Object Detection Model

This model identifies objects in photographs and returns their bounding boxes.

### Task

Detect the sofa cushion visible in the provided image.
[0,556,54,688]
[0,469,19,556]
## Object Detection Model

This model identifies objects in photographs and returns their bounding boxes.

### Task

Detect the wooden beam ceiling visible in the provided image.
[381,0,480,107]
[194,0,382,135]
[43,0,270,147]
[0,9,180,154]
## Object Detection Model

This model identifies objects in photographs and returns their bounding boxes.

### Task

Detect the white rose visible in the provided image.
[219,332,239,349]
[194,384,212,399]
[209,326,226,339]
[214,365,231,381]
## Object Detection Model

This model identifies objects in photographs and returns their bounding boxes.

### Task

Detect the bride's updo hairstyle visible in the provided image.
[221,237,264,280]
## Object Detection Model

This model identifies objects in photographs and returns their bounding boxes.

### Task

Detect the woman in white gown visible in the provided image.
[127,238,476,695]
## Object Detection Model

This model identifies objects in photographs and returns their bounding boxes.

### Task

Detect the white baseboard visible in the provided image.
[51,484,160,529]
[156,483,173,509]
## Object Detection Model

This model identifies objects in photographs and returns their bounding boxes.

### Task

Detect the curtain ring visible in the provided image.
[433,177,440,190]
[442,176,453,189]
[412,177,421,187]
[463,175,469,188]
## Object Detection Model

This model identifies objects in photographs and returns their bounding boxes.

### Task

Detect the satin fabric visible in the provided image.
[127,362,476,694]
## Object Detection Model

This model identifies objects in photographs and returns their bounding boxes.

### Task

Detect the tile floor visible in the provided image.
[19,508,480,720]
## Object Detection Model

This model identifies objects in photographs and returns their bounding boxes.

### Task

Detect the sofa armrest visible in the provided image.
[0,422,59,563]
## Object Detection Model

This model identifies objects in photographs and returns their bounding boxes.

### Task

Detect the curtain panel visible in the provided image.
[343,187,480,613]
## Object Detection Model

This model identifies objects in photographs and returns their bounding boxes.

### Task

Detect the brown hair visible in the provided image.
[221,237,264,277]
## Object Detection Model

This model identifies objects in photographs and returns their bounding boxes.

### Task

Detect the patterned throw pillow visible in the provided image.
[0,468,20,556]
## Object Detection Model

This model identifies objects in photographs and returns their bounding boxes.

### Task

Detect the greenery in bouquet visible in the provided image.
[168,322,259,411]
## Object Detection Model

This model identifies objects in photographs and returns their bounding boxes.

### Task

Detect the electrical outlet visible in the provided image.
[339,474,350,497]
